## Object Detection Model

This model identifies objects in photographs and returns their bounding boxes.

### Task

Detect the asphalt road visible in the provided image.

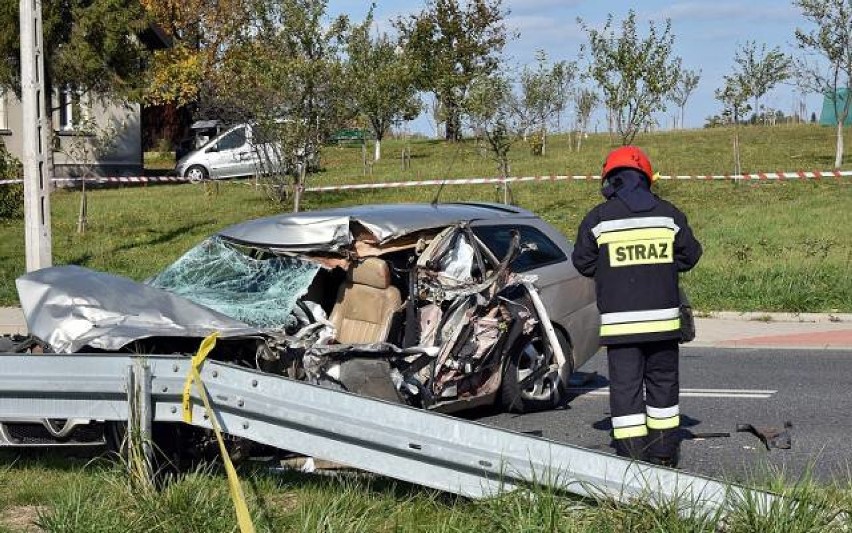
[475,347,852,484]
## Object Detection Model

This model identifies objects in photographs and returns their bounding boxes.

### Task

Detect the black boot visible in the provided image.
[614,436,648,462]
[647,429,680,467]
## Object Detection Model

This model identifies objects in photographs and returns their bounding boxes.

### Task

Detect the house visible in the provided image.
[0,24,171,178]
[0,89,145,178]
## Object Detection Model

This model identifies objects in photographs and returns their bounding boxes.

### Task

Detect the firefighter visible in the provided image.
[571,146,702,466]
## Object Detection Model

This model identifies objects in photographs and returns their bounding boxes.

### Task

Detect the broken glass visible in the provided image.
[149,237,319,329]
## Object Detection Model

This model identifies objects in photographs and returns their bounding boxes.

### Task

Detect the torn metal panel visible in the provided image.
[16,266,263,353]
[219,214,352,252]
[418,304,442,347]
[217,204,535,252]
[353,230,439,259]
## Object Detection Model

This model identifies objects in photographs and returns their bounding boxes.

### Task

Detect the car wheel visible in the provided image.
[185,165,209,183]
[501,327,572,414]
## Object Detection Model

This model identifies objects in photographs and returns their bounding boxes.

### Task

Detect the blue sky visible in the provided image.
[327,0,822,133]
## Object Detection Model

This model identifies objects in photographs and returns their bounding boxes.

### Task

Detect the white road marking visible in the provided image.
[568,387,777,399]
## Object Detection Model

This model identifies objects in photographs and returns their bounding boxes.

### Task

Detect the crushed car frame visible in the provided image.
[7,203,599,448]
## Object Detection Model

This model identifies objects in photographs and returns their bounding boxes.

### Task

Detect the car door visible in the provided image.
[470,219,600,367]
[206,126,254,178]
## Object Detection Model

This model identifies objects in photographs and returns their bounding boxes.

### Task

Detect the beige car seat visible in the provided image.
[330,258,402,344]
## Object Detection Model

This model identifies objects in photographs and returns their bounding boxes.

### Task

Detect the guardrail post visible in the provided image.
[127,360,154,484]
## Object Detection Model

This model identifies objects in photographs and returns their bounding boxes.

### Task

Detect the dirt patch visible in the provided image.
[264,492,300,513]
[1,505,47,532]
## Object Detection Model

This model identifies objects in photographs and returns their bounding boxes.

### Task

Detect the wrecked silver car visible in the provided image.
[8,203,599,448]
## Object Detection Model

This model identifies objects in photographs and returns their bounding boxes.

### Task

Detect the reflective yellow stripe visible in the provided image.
[601,318,681,337]
[647,415,680,430]
[596,227,675,245]
[613,425,648,439]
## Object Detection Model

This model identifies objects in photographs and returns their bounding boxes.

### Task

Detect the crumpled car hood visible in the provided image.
[16,265,263,353]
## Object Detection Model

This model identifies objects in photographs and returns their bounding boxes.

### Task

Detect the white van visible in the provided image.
[175,123,278,181]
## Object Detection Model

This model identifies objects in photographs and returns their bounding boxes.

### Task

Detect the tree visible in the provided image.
[794,0,852,168]
[715,73,752,175]
[517,50,576,156]
[141,0,258,107]
[0,1,152,100]
[347,14,421,161]
[396,0,509,141]
[580,10,682,145]
[0,0,154,188]
[465,73,518,187]
[209,0,352,212]
[573,88,598,151]
[733,41,791,120]
[671,69,701,129]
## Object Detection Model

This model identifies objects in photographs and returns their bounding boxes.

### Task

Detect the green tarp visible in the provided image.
[819,89,852,126]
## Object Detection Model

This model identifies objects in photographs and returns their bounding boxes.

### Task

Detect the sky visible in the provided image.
[326,0,823,134]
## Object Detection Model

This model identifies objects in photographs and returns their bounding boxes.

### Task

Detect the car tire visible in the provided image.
[185,165,209,183]
[500,326,572,414]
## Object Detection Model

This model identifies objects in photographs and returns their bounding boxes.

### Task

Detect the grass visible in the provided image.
[1,123,850,311]
[0,450,850,532]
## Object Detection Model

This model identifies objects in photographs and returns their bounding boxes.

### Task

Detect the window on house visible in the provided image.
[58,87,89,131]
[0,89,7,130]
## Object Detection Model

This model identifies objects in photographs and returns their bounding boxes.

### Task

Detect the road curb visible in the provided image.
[696,311,852,323]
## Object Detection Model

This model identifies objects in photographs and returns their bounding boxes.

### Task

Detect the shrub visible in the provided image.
[0,143,23,219]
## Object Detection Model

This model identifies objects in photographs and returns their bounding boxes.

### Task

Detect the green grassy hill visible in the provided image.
[3,123,851,311]
[314,123,850,184]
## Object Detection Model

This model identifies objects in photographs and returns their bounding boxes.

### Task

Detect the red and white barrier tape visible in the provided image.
[0,176,190,186]
[305,170,852,192]
[0,170,849,189]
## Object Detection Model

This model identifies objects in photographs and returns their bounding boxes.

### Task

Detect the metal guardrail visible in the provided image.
[0,353,778,514]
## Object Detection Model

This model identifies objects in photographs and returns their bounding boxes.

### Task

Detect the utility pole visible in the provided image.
[20,0,53,271]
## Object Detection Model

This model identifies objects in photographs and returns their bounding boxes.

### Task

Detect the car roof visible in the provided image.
[218,202,538,249]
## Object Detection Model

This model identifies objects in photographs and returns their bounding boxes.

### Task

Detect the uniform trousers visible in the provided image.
[607,340,680,461]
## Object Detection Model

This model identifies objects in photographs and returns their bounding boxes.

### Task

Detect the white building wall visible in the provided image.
[0,88,143,177]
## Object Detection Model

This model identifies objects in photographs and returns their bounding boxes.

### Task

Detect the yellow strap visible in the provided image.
[183,333,256,533]
[182,333,219,424]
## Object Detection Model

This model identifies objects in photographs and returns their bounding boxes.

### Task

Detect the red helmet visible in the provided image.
[602,146,656,183]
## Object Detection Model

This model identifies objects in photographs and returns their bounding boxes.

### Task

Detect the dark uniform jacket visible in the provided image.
[572,193,703,345]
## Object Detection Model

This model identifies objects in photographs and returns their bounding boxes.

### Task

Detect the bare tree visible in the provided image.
[348,14,421,161]
[573,88,598,151]
[794,0,852,168]
[466,73,519,186]
[671,69,701,129]
[209,0,353,212]
[517,50,577,156]
[396,0,510,142]
[734,41,791,121]
[580,10,683,145]
[715,73,752,175]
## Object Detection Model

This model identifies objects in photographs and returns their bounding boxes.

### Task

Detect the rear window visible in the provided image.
[472,225,567,272]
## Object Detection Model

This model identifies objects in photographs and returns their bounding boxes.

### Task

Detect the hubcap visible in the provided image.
[516,336,559,402]
[187,167,205,182]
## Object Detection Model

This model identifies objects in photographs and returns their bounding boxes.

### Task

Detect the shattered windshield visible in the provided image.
[148,237,319,329]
